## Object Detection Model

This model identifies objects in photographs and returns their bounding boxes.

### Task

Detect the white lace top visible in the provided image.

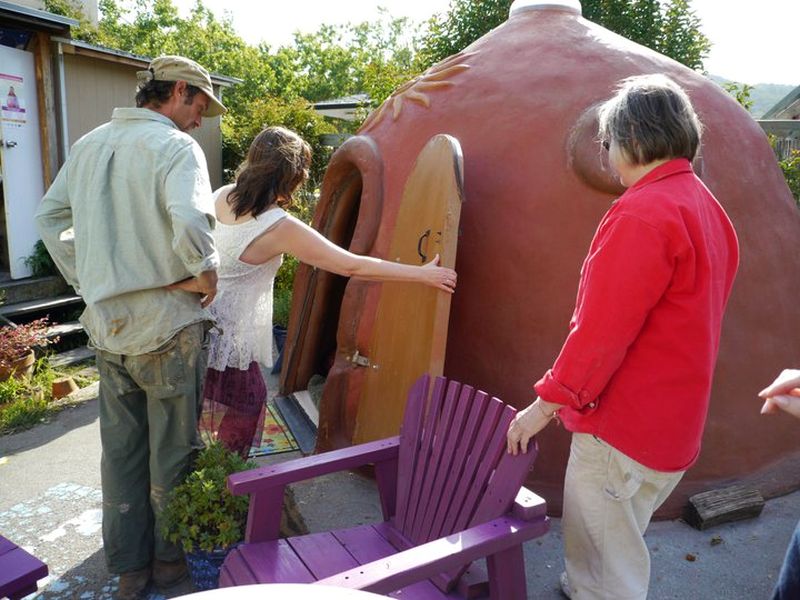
[207,188,287,371]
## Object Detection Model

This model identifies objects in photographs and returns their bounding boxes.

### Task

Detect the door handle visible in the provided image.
[3,140,17,148]
[417,229,431,263]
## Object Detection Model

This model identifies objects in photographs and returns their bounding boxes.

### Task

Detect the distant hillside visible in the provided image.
[751,83,797,117]
[708,75,796,118]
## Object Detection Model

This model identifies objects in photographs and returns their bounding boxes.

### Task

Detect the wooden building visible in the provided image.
[760,85,800,159]
[0,0,236,279]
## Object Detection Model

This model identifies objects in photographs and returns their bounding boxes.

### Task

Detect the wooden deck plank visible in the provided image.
[219,547,258,587]
[332,524,398,565]
[287,532,359,580]
[236,539,315,584]
[0,539,48,600]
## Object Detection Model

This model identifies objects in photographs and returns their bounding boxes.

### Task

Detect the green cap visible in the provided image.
[137,55,226,118]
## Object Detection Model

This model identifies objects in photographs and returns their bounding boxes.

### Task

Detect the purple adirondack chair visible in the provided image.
[0,535,48,600]
[220,375,549,599]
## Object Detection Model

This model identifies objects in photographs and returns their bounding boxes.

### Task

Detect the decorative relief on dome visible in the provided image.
[360,51,479,132]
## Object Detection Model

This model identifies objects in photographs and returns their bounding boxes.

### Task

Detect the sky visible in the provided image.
[170,0,799,86]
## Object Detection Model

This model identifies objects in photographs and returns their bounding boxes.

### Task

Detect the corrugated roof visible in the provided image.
[0,0,77,31]
[51,36,241,86]
[313,93,371,109]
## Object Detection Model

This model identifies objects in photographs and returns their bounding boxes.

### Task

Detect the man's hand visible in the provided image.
[167,269,217,308]
[194,270,217,307]
[759,369,800,419]
[507,397,560,455]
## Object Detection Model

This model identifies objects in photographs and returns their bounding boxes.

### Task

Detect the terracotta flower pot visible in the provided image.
[52,376,79,399]
[0,350,36,382]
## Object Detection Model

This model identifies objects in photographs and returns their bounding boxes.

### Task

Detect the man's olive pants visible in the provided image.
[94,323,208,574]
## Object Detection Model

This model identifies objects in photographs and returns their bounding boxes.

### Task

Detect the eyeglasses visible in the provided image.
[602,140,610,151]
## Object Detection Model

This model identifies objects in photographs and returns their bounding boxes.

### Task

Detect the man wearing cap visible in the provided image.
[36,55,226,599]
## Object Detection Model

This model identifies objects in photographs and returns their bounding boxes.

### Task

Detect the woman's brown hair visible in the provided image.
[598,74,702,165]
[228,126,312,218]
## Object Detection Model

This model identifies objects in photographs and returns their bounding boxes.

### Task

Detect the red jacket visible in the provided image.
[535,158,739,471]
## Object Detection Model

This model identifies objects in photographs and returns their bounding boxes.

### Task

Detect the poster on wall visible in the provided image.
[0,72,27,127]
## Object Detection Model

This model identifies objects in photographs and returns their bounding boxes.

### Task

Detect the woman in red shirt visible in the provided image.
[507,74,739,599]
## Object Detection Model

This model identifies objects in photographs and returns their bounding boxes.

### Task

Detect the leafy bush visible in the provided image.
[0,382,49,431]
[779,149,800,208]
[273,286,293,329]
[24,240,59,278]
[161,442,256,553]
[0,357,59,432]
[0,358,98,433]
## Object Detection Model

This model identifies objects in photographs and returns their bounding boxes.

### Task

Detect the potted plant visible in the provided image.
[161,442,256,590]
[0,318,54,382]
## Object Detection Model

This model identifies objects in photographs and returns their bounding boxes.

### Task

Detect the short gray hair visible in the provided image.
[598,74,702,165]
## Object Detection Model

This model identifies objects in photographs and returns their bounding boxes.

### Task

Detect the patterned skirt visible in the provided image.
[199,362,266,458]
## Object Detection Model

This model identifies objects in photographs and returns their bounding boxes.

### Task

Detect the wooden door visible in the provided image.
[352,134,463,444]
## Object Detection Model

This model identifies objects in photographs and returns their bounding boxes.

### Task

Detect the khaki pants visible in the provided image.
[95,322,208,574]
[562,433,684,600]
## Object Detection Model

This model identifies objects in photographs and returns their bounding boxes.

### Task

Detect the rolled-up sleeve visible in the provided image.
[535,213,674,410]
[35,164,80,290]
[164,142,219,275]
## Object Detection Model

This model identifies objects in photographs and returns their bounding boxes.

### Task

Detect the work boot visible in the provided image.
[116,567,151,600]
[153,558,189,589]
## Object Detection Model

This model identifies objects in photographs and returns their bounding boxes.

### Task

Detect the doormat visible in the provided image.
[200,402,299,457]
[248,402,299,457]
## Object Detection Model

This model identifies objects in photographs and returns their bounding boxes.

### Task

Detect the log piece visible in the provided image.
[683,485,765,530]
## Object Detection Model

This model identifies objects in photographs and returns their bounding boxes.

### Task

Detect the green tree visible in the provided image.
[275,11,421,107]
[723,82,754,113]
[43,0,335,188]
[417,0,710,71]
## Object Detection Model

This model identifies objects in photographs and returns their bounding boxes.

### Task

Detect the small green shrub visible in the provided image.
[161,442,256,553]
[0,387,48,431]
[273,287,293,328]
[0,358,96,433]
[779,149,800,208]
[0,358,56,432]
[273,255,299,328]
[24,240,59,277]
[0,375,29,406]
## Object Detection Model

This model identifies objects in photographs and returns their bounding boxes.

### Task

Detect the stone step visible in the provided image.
[49,346,95,369]
[46,321,85,340]
[0,275,70,304]
[0,294,83,320]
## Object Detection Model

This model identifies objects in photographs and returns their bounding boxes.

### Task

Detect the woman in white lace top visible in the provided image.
[173,126,457,457]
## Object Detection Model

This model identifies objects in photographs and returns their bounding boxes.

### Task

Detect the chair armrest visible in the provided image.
[315,512,549,595]
[234,436,400,543]
[228,436,400,496]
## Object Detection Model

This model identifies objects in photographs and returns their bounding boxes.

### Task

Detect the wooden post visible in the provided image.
[31,32,58,188]
[683,485,765,530]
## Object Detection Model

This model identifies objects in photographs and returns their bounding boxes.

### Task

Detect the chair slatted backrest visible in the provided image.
[394,375,538,552]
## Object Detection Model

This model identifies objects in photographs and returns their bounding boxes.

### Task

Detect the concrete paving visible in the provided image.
[0,375,796,599]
